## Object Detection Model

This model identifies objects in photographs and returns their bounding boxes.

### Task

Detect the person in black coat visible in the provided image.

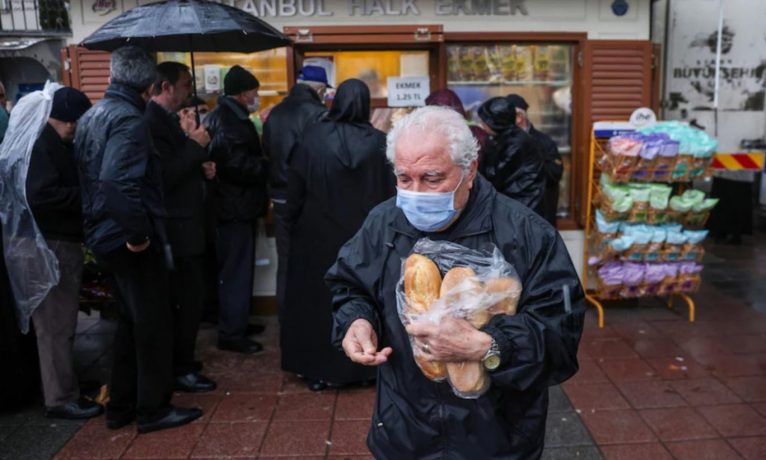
[327,106,584,459]
[507,94,564,226]
[75,46,201,433]
[478,97,546,217]
[146,62,216,393]
[204,65,268,354]
[283,79,395,391]
[263,65,328,315]
[23,87,98,419]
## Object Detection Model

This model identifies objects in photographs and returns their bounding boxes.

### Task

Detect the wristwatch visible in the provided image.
[482,337,501,371]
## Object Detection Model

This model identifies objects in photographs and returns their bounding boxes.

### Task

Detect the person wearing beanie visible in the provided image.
[477,96,546,217]
[204,65,268,354]
[507,94,564,226]
[24,86,102,420]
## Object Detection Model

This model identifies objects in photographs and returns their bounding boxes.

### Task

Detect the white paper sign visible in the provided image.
[387,76,430,107]
[204,65,221,93]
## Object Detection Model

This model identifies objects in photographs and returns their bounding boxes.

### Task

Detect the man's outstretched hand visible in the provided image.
[342,319,392,366]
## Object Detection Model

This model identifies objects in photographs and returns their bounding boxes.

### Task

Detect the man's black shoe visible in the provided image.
[137,407,202,434]
[175,372,217,393]
[246,323,266,335]
[217,338,263,354]
[45,397,104,420]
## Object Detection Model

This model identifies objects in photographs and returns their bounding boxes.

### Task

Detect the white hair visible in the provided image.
[386,105,479,171]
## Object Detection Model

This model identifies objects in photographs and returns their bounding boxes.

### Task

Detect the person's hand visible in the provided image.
[201,161,216,180]
[189,124,211,148]
[342,318,392,366]
[126,239,150,253]
[405,316,492,362]
[179,110,196,133]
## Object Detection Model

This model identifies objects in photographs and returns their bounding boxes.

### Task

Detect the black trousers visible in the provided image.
[97,246,173,421]
[216,221,255,341]
[272,201,289,313]
[170,255,204,376]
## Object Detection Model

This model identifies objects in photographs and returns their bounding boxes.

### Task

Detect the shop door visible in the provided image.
[284,25,444,132]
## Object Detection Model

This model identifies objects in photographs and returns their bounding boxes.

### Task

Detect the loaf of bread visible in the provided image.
[404,254,447,380]
[440,267,488,393]
[485,276,521,316]
[447,360,488,395]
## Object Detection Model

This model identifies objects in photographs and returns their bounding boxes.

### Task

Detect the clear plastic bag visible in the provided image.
[396,238,522,399]
[0,81,63,333]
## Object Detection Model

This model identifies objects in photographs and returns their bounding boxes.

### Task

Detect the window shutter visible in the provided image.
[61,45,111,103]
[576,40,653,225]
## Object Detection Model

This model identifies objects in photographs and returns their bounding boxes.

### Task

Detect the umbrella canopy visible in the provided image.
[81,0,290,53]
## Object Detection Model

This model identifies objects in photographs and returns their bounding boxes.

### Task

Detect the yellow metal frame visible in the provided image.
[583,126,695,328]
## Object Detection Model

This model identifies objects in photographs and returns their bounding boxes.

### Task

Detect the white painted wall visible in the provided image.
[68,0,651,45]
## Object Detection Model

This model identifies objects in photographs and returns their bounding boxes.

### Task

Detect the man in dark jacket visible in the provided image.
[263,64,328,314]
[146,62,216,393]
[478,97,546,217]
[507,94,564,226]
[75,46,201,433]
[205,65,268,354]
[25,87,102,420]
[327,106,584,459]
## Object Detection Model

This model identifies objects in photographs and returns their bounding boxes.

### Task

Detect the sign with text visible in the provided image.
[387,76,429,107]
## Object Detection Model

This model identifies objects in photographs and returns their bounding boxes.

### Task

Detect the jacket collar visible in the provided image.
[218,95,250,121]
[390,174,496,239]
[41,122,66,146]
[104,83,147,111]
[288,83,323,104]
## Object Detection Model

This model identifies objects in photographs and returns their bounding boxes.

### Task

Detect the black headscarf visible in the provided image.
[326,79,370,123]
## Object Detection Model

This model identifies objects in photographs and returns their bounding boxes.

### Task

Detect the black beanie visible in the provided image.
[50,87,92,122]
[224,65,259,96]
[478,97,516,132]
[506,94,529,111]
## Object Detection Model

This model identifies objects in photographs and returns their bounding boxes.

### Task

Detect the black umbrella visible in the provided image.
[81,0,290,53]
[80,0,291,114]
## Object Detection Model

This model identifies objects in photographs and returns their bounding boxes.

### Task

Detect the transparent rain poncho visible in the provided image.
[0,81,63,333]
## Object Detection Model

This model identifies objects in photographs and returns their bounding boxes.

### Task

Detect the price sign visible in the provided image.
[387,76,430,108]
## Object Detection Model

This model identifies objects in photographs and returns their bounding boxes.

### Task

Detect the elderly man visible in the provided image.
[146,61,216,393]
[327,106,584,459]
[507,94,564,226]
[75,46,201,433]
[478,96,546,217]
[25,87,100,419]
[263,64,328,314]
[205,65,268,354]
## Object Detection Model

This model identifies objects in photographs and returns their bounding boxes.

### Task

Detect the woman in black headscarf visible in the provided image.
[281,79,395,390]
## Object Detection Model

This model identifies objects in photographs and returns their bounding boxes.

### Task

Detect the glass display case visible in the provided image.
[446,43,574,219]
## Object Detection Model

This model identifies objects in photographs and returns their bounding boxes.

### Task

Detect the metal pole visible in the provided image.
[713,0,724,137]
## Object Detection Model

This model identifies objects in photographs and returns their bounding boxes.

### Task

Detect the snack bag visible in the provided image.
[397,239,522,399]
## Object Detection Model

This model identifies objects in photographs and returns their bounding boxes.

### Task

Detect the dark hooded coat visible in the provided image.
[326,176,585,459]
[529,124,563,226]
[281,79,395,382]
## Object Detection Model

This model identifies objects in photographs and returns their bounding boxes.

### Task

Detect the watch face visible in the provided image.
[484,354,501,371]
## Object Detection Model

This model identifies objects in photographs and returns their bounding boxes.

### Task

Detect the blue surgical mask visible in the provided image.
[396,174,465,232]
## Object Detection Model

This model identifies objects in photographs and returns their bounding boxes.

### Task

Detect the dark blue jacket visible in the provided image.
[74,83,166,255]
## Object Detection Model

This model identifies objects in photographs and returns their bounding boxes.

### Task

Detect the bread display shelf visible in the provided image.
[582,122,718,327]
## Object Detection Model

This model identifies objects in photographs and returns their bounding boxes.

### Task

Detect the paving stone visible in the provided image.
[0,424,79,460]
[544,410,594,447]
[540,446,603,459]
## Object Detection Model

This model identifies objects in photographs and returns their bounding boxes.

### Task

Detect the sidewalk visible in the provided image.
[0,232,764,459]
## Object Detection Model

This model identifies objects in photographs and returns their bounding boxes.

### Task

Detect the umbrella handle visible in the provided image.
[189,46,201,128]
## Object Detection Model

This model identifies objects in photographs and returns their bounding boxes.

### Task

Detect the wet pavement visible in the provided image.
[0,230,764,459]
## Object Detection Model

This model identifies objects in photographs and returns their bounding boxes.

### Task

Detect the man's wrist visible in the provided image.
[473,330,493,361]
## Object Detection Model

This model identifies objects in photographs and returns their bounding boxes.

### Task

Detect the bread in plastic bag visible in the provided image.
[396,238,522,399]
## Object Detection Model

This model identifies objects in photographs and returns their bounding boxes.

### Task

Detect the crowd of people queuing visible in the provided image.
[1,44,582,456]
